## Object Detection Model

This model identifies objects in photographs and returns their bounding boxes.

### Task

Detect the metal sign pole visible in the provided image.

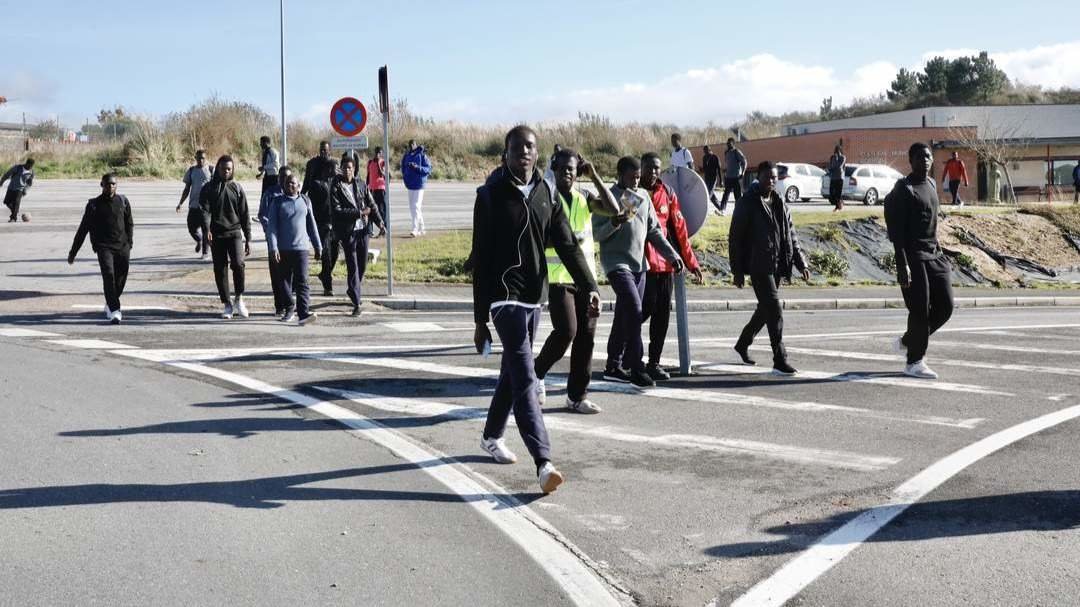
[278,0,287,165]
[379,66,393,297]
[675,272,692,376]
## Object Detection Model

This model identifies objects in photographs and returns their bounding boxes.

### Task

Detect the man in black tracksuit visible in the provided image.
[884,142,954,380]
[472,125,600,494]
[302,141,339,295]
[201,155,252,319]
[330,155,385,317]
[729,161,810,376]
[68,173,133,324]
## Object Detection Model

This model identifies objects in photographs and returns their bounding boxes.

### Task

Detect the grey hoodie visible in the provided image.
[594,184,680,275]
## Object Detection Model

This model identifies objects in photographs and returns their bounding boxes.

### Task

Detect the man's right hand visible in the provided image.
[474,323,492,354]
[611,213,630,226]
[273,250,281,263]
[733,274,745,289]
[897,268,911,289]
[175,204,182,214]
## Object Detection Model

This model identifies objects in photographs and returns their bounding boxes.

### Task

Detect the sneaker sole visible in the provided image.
[540,470,564,494]
[481,445,517,465]
[903,371,938,380]
[771,369,798,377]
[602,374,632,384]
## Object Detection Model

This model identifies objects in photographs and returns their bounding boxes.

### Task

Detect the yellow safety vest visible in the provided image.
[546,189,597,285]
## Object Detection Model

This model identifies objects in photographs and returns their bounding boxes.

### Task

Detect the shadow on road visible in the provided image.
[704,490,1080,559]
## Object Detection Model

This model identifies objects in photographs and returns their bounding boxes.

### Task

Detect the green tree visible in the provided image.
[887,68,918,101]
[819,96,834,120]
[917,56,950,99]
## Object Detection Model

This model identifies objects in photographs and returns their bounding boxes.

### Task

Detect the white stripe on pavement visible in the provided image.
[0,328,62,337]
[730,402,1080,607]
[47,339,138,349]
[71,304,174,311]
[692,323,1080,345]
[930,340,1080,356]
[113,352,627,607]
[312,385,901,471]
[317,355,980,430]
[772,345,1080,378]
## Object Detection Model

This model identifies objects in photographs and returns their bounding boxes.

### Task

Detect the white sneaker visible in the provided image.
[904,360,939,379]
[892,336,907,354]
[104,306,111,320]
[538,462,564,494]
[222,303,234,319]
[536,380,546,405]
[567,396,602,414]
[201,252,209,260]
[112,309,122,322]
[234,296,249,318]
[280,308,295,322]
[480,436,518,464]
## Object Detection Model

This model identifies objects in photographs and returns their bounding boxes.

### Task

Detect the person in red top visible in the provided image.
[638,152,704,381]
[942,151,969,206]
[366,147,388,224]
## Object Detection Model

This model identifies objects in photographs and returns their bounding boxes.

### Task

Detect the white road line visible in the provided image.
[71,304,174,311]
[0,328,62,337]
[697,363,1011,398]
[127,343,474,363]
[113,351,627,607]
[692,323,1080,345]
[311,385,900,471]
[316,355,979,430]
[730,402,1080,607]
[930,340,1080,356]
[382,322,454,333]
[48,339,138,350]
[773,345,1080,378]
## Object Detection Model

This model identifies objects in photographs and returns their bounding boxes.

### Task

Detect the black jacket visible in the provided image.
[471,167,598,324]
[302,155,338,225]
[71,194,133,254]
[729,184,807,279]
[330,176,384,238]
[883,175,942,261]
[200,178,251,241]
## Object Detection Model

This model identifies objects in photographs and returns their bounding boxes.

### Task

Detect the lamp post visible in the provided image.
[279,0,287,164]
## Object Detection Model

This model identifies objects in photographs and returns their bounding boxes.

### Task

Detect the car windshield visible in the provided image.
[808,166,825,177]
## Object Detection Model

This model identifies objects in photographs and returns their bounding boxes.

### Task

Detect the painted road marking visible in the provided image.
[729,402,1080,607]
[71,304,174,311]
[692,323,1080,345]
[929,340,1080,356]
[317,355,980,430]
[382,322,456,333]
[771,345,1080,378]
[47,339,138,350]
[113,351,626,607]
[0,328,62,337]
[312,385,901,471]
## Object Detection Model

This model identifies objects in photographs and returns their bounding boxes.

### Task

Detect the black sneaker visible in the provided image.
[602,367,633,383]
[322,288,334,297]
[350,305,362,317]
[645,364,670,381]
[629,367,656,388]
[734,345,757,366]
[772,360,798,376]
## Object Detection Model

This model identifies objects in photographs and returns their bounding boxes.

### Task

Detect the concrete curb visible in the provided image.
[369,295,1080,312]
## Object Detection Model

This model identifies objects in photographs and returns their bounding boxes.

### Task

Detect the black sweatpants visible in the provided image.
[736,273,786,365]
[371,189,387,227]
[901,256,954,364]
[948,180,962,204]
[829,179,844,208]
[96,248,130,313]
[4,189,25,220]
[340,229,370,307]
[534,284,597,402]
[279,250,312,318]
[720,177,742,211]
[318,224,341,291]
[211,235,245,304]
[186,209,209,254]
[642,272,674,367]
[261,174,277,195]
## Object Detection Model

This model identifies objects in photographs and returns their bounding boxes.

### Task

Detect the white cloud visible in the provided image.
[922,42,1080,89]
[0,72,59,123]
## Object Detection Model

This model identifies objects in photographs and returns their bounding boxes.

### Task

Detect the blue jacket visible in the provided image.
[401,146,432,190]
[265,193,322,253]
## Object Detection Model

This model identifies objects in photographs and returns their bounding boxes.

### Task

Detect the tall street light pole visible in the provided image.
[279,0,288,165]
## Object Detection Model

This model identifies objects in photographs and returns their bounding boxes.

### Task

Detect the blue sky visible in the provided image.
[2,0,1078,129]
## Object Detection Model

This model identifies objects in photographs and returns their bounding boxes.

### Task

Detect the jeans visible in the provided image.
[96,248,130,313]
[948,179,962,204]
[408,188,425,234]
[534,284,597,402]
[186,209,209,254]
[720,177,742,211]
[735,273,787,365]
[371,189,387,226]
[340,229,370,307]
[268,253,290,312]
[606,269,647,372]
[211,235,245,303]
[642,272,674,367]
[278,250,312,318]
[483,304,550,466]
[901,256,954,364]
[318,223,340,291]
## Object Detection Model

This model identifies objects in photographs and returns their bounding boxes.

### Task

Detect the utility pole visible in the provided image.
[279,0,287,165]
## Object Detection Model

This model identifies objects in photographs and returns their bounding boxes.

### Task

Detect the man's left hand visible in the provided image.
[587,291,602,318]
[691,268,704,284]
[801,268,811,282]
[244,242,251,257]
[672,258,685,273]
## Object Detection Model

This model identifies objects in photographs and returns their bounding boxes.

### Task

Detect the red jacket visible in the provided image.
[645,182,700,274]
[942,158,969,184]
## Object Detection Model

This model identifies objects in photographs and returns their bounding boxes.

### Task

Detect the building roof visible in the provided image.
[785,104,1080,140]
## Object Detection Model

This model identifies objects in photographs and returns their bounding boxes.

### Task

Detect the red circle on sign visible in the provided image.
[330,97,368,137]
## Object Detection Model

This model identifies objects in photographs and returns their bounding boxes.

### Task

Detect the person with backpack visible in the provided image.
[201,155,252,319]
[175,150,213,259]
[265,173,322,325]
[401,139,432,237]
[331,155,385,317]
[941,151,969,206]
[884,142,954,380]
[68,173,133,324]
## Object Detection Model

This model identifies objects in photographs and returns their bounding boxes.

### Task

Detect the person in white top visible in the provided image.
[669,133,695,171]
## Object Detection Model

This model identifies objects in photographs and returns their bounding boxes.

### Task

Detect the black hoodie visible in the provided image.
[471,166,597,324]
[200,178,251,241]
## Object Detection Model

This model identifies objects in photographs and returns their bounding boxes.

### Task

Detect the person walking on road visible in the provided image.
[702,144,722,211]
[1,158,35,222]
[266,173,322,325]
[176,150,213,259]
[471,125,600,493]
[401,139,431,237]
[596,156,684,388]
[68,173,133,324]
[532,148,620,415]
[827,145,846,212]
[256,135,280,196]
[884,142,954,380]
[639,152,704,381]
[942,151,969,206]
[718,138,747,216]
[729,161,811,376]
[670,133,694,171]
[258,166,295,316]
[366,146,388,224]
[201,155,252,319]
[302,141,339,294]
[331,155,385,317]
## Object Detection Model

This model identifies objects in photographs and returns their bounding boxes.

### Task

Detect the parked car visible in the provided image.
[777,162,825,203]
[820,163,904,205]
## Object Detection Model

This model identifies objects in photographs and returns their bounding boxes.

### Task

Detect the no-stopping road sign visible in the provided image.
[330,97,368,137]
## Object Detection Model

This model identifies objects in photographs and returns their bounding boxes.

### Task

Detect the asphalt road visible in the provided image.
[2,294,1078,605]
